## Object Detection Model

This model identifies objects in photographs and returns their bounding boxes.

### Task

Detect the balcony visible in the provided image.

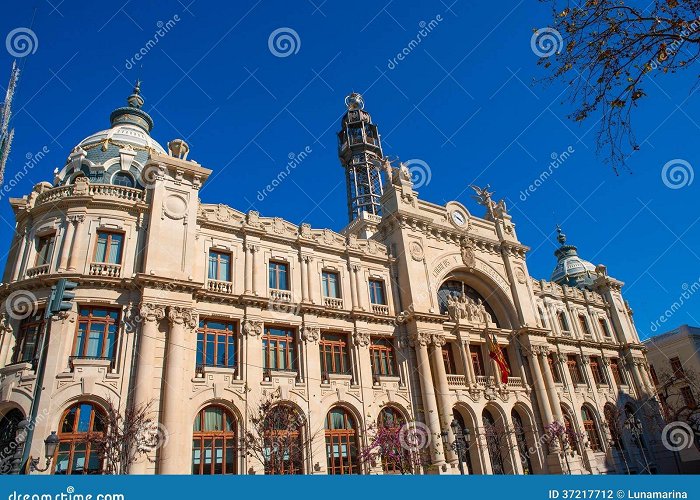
[89,262,122,277]
[506,376,525,389]
[207,279,234,294]
[447,374,467,387]
[323,297,343,309]
[26,264,50,278]
[371,304,389,315]
[35,183,145,207]
[270,289,293,302]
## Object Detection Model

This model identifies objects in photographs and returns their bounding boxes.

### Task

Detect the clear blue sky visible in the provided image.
[1,0,698,339]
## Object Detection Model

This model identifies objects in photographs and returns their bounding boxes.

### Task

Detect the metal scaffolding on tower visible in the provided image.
[0,61,19,186]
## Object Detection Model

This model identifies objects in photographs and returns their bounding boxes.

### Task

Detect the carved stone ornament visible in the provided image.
[409,241,424,261]
[242,319,263,337]
[246,210,262,228]
[167,306,197,329]
[301,325,320,343]
[515,267,527,284]
[353,330,370,347]
[139,302,166,323]
[445,293,492,326]
[299,223,313,239]
[408,331,431,347]
[460,237,476,270]
[431,334,446,347]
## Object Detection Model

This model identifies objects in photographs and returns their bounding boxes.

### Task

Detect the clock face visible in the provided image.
[451,210,466,226]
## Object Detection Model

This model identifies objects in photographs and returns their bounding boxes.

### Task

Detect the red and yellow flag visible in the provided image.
[486,330,510,384]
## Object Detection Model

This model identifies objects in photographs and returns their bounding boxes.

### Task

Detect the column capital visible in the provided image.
[431,333,446,347]
[409,331,431,347]
[580,354,591,365]
[301,324,320,343]
[352,329,370,347]
[67,214,85,225]
[139,302,166,323]
[302,255,313,264]
[246,243,260,253]
[167,306,197,329]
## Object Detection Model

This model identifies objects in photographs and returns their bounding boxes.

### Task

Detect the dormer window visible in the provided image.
[112,172,135,188]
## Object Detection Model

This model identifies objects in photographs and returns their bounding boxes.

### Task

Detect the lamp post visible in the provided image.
[8,419,28,474]
[442,418,470,475]
[27,431,59,473]
[624,414,651,474]
[9,421,58,474]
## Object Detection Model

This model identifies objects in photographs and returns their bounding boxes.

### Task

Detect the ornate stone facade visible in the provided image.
[0,88,675,475]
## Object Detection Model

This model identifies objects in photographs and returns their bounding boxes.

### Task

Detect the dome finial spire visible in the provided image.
[556,224,567,246]
[127,80,144,109]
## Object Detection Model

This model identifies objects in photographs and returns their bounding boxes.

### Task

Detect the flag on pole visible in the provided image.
[485,329,510,384]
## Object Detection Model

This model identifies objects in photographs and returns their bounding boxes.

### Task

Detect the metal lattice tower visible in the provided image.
[337,92,385,222]
[0,62,19,186]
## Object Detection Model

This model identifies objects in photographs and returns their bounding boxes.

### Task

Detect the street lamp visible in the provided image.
[27,431,59,473]
[442,418,470,475]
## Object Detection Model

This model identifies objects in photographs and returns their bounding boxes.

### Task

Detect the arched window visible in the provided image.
[0,409,24,470]
[581,405,602,452]
[377,407,408,474]
[192,405,236,474]
[561,406,579,453]
[325,407,360,475]
[437,280,499,327]
[482,409,505,475]
[262,405,304,475]
[54,402,105,475]
[112,172,135,188]
[511,409,532,474]
[538,307,548,328]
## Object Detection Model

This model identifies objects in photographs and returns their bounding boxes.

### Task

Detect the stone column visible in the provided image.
[11,227,29,281]
[457,333,475,385]
[627,356,647,397]
[538,347,563,423]
[250,245,261,295]
[430,334,458,464]
[243,244,252,294]
[411,331,446,467]
[306,256,316,304]
[353,264,364,310]
[159,306,197,474]
[130,302,165,475]
[58,216,76,271]
[300,255,309,303]
[602,357,616,392]
[348,263,358,309]
[67,215,87,272]
[526,347,554,427]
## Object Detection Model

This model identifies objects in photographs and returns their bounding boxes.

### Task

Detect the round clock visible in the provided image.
[451,210,467,227]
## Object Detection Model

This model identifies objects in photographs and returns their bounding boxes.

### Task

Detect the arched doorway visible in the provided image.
[482,409,506,475]
[511,409,533,474]
[54,402,105,475]
[581,405,603,452]
[452,409,477,474]
[325,407,360,475]
[0,409,23,472]
[376,406,411,474]
[191,405,237,474]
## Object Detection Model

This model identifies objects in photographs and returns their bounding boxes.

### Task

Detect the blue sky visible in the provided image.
[0,0,698,339]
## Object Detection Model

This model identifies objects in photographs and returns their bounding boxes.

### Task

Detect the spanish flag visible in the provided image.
[486,330,510,384]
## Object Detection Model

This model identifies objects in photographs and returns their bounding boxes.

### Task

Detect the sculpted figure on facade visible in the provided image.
[446,293,492,325]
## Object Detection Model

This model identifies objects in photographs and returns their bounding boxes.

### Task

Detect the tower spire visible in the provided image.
[337,92,385,222]
[0,62,19,186]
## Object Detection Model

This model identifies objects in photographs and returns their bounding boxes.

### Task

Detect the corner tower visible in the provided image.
[337,92,385,222]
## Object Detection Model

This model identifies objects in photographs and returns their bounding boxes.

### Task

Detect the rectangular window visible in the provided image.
[12,310,45,364]
[650,364,659,386]
[579,315,591,336]
[558,312,570,334]
[208,250,232,282]
[547,354,561,383]
[681,386,696,409]
[262,327,296,372]
[610,358,623,385]
[368,279,386,305]
[369,337,396,377]
[599,319,612,338]
[442,343,457,375]
[670,357,684,379]
[322,271,340,298]
[567,355,583,385]
[471,349,485,377]
[196,319,237,370]
[590,356,605,385]
[35,234,56,267]
[319,333,350,376]
[94,231,124,265]
[268,261,289,290]
[74,307,120,362]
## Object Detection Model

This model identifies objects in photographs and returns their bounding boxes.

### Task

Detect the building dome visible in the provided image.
[550,226,597,289]
[54,81,164,188]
